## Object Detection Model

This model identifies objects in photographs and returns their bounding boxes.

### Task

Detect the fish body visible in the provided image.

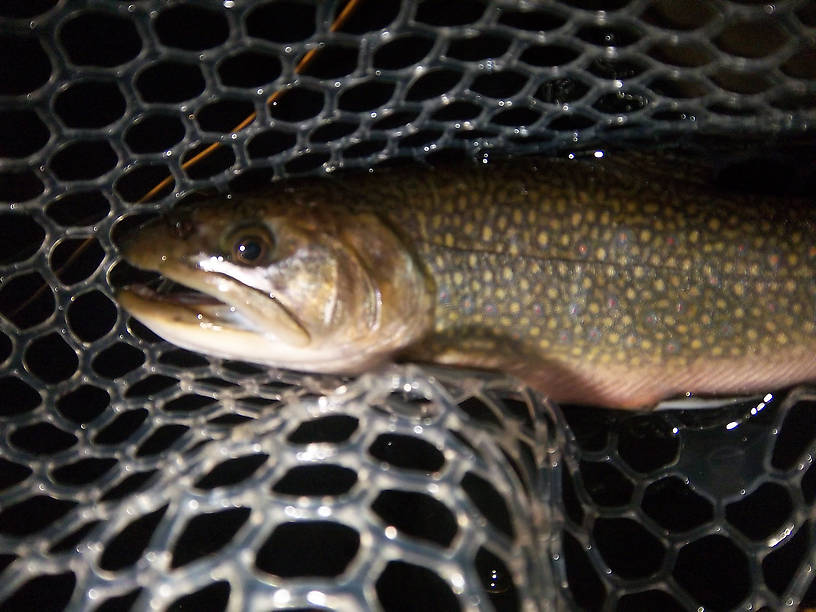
[117,156,816,409]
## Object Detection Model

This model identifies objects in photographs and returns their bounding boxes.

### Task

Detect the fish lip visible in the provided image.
[125,283,223,307]
[120,262,311,347]
[117,283,237,330]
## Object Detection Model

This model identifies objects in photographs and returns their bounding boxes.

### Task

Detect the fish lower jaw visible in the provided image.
[118,287,398,374]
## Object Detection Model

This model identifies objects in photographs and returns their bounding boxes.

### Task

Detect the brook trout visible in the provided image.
[117,156,816,409]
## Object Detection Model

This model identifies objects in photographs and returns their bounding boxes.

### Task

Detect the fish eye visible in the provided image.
[235,237,264,262]
[228,228,275,265]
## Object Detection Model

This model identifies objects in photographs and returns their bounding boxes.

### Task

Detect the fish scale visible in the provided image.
[118,156,816,409]
[366,157,816,406]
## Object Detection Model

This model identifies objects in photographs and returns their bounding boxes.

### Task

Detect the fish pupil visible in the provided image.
[236,237,263,262]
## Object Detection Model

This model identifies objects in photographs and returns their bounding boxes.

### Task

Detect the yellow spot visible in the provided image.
[595,247,606,260]
[582,277,592,289]
[588,302,600,314]
[712,346,723,357]
[625,288,636,300]
[784,279,796,293]
[453,271,464,286]
[502,266,513,281]
[547,319,558,330]
[444,233,454,247]
[482,226,492,242]
[641,339,652,350]
[560,234,570,247]
[746,329,758,341]
[538,338,550,349]
[471,280,481,291]
[468,253,478,268]
[435,255,445,269]
[547,287,558,299]
[497,216,508,231]
[634,266,645,279]
[495,288,506,299]
[708,218,721,231]
[734,307,744,318]
[571,212,582,227]
[513,209,522,225]
[776,332,788,345]
[571,346,583,357]
[463,222,475,235]
[639,229,652,242]
[537,231,549,247]
[519,278,530,291]
[530,326,540,336]
[483,270,493,283]
[654,279,665,292]
[500,316,512,327]
[664,315,676,326]
[447,312,459,322]
[734,284,745,297]
[431,215,442,229]
[608,332,620,344]
[510,302,520,314]
[690,339,703,350]
[689,230,699,243]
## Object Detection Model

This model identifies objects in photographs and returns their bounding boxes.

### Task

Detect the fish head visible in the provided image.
[117,191,434,373]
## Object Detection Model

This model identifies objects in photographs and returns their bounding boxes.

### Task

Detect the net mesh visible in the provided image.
[0,0,815,610]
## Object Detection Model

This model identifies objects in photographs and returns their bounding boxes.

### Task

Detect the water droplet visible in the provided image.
[482,566,511,594]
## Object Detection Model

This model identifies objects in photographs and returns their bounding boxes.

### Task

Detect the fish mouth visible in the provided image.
[123,282,240,323]
[117,269,312,349]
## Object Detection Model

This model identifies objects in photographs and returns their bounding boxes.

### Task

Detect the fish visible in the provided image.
[116,155,816,409]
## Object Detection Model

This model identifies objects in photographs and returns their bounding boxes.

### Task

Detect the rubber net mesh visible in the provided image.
[0,0,815,610]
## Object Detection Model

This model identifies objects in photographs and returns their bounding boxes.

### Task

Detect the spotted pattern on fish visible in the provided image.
[357,157,816,405]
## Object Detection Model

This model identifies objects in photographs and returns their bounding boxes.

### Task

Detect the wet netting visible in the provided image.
[1,0,815,610]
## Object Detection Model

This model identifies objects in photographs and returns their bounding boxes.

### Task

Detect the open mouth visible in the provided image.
[128,281,222,306]
[120,273,312,348]
[124,280,262,330]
